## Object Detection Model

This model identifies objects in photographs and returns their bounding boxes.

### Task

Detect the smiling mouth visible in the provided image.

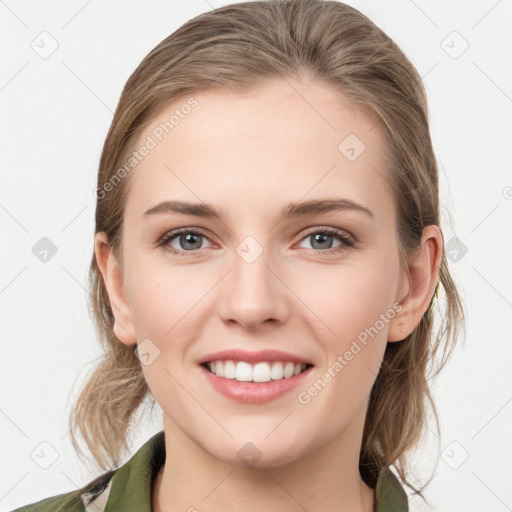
[200,360,314,383]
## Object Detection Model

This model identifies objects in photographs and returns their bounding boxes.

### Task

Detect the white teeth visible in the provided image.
[224,360,236,379]
[214,361,223,377]
[284,361,294,378]
[271,362,284,380]
[253,362,271,382]
[236,361,253,382]
[205,360,308,382]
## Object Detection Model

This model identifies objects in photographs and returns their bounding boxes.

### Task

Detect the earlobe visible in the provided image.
[94,232,137,346]
[388,225,443,342]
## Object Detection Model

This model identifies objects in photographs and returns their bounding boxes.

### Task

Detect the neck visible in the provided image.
[153,409,375,512]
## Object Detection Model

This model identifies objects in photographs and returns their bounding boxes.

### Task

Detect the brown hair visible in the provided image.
[69,0,465,502]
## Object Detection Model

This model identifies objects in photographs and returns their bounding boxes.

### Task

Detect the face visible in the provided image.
[104,78,411,468]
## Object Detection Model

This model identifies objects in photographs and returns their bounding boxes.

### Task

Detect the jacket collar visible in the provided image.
[97,431,408,511]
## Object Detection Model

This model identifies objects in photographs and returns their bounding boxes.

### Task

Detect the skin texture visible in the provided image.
[95,78,442,512]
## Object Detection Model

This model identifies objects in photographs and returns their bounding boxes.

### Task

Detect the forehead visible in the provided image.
[124,79,394,225]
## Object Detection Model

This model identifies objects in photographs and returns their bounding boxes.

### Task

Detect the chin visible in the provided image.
[210,437,305,469]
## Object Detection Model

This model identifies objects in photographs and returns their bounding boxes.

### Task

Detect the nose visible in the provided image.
[216,241,290,330]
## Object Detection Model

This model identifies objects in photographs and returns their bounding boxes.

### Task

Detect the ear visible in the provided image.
[94,232,137,346]
[387,225,443,342]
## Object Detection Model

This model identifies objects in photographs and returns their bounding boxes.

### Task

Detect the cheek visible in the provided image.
[295,262,398,345]
[125,263,219,394]
[126,267,207,402]
[126,260,209,338]
[291,262,397,405]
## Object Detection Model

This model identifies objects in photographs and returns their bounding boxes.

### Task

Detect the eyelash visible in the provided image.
[156,227,355,257]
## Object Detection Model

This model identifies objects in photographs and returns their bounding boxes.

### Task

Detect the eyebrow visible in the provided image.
[142,198,374,220]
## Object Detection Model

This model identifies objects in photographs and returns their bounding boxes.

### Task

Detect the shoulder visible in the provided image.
[9,470,115,512]
[10,431,165,512]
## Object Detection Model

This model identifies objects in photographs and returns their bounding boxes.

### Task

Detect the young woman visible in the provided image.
[13,0,464,510]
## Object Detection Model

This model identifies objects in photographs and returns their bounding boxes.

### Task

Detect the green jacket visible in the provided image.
[11,431,409,511]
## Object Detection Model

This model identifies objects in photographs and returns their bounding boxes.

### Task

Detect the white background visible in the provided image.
[1,1,511,511]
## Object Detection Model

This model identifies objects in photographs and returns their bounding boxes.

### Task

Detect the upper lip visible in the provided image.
[198,349,314,366]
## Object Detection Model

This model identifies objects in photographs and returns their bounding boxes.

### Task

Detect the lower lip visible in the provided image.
[199,364,313,404]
